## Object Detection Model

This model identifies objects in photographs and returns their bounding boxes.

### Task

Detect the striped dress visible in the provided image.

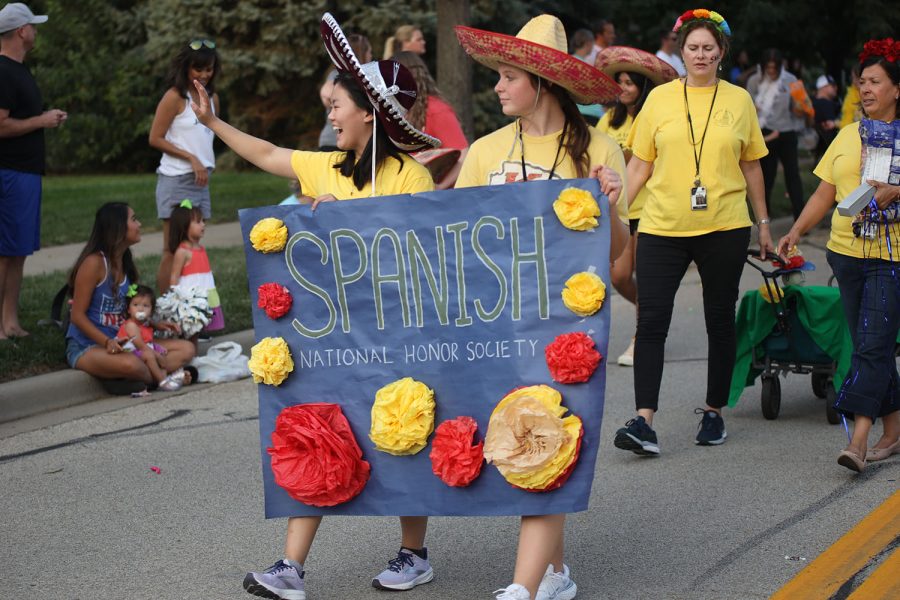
[178,243,224,331]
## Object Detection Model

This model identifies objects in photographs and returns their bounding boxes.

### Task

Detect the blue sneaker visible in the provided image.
[614,416,660,455]
[372,548,434,590]
[695,408,727,445]
[243,559,305,600]
[536,563,577,600]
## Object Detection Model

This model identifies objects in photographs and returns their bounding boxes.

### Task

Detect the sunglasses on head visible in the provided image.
[189,39,216,50]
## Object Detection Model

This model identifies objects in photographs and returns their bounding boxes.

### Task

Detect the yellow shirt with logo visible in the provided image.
[817,121,900,260]
[456,121,628,223]
[596,112,651,221]
[627,79,768,236]
[290,151,434,199]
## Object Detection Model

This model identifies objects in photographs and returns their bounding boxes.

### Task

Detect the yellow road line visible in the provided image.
[846,546,900,599]
[771,490,900,600]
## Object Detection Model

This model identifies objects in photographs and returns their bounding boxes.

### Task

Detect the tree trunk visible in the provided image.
[436,0,473,141]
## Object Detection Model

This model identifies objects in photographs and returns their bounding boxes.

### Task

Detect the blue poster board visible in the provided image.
[239,178,612,517]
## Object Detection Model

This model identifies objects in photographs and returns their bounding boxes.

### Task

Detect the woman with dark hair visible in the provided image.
[456,14,627,600]
[393,51,468,188]
[777,39,900,472]
[318,33,371,151]
[149,39,221,293]
[190,14,441,600]
[594,46,678,367]
[614,9,772,456]
[65,203,195,388]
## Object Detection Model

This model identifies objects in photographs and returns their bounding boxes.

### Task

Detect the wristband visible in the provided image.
[757,218,771,226]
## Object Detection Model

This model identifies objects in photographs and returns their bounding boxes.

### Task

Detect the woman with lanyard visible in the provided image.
[455,14,627,600]
[192,14,443,600]
[594,46,678,367]
[776,39,900,472]
[613,9,772,457]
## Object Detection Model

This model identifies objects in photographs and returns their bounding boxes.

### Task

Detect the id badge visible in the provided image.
[691,186,708,211]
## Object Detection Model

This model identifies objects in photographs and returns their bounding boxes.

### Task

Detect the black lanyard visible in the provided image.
[682,79,719,186]
[518,119,567,182]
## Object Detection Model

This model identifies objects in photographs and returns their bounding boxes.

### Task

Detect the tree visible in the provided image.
[436,0,472,140]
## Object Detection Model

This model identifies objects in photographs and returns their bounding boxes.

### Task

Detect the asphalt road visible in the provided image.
[2,230,898,600]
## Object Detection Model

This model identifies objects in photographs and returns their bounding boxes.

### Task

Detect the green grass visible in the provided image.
[0,246,252,383]
[41,171,290,246]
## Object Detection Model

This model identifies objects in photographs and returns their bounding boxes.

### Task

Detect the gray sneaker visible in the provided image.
[243,560,305,600]
[372,548,434,590]
[536,563,577,600]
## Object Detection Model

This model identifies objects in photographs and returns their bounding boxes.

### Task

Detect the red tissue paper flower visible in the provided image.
[268,403,370,507]
[429,416,484,487]
[859,38,900,64]
[257,282,293,319]
[544,332,602,384]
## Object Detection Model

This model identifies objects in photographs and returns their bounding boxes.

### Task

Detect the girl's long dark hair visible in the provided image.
[536,75,591,179]
[166,42,220,98]
[68,202,138,296]
[609,71,654,129]
[167,205,204,254]
[333,71,406,190]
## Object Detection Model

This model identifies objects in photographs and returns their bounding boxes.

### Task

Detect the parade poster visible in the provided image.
[239,179,612,517]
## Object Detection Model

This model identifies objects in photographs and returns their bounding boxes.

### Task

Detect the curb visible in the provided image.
[0,329,256,425]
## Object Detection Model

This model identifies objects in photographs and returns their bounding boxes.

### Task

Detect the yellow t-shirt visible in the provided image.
[456,121,628,223]
[290,151,434,199]
[817,121,900,260]
[839,85,862,129]
[596,112,650,221]
[627,79,768,236]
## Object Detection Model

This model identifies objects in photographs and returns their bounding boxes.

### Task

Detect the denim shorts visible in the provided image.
[65,336,95,369]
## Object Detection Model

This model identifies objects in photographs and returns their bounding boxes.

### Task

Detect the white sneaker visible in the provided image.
[494,584,531,599]
[536,563,577,600]
[617,337,635,366]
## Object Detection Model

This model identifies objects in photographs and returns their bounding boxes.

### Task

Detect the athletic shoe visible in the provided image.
[372,548,434,591]
[617,337,635,366]
[243,559,305,600]
[694,408,727,446]
[536,563,577,600]
[613,416,660,455]
[494,584,531,599]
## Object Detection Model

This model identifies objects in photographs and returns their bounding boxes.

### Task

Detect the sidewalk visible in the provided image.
[4,216,833,427]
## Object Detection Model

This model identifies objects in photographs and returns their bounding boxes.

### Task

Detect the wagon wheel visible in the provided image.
[811,372,829,399]
[825,384,841,425]
[761,375,781,420]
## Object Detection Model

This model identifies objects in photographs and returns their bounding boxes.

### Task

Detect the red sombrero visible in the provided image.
[320,13,439,152]
[455,15,621,105]
[594,46,679,86]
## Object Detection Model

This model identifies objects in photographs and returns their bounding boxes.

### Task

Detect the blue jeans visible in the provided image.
[826,250,900,420]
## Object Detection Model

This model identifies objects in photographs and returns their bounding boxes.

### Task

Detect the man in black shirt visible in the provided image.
[812,74,840,164]
[0,3,66,339]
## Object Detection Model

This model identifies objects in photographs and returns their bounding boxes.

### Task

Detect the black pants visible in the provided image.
[760,130,805,220]
[634,228,751,412]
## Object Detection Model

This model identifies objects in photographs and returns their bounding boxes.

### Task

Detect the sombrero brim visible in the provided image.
[455,25,621,105]
[595,46,679,86]
[321,13,439,152]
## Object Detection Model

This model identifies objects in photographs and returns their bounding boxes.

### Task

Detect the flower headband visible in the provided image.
[126,283,139,298]
[673,9,732,37]
[859,38,900,64]
[179,199,193,209]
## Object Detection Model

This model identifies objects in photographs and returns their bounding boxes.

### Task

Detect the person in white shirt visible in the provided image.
[655,28,686,77]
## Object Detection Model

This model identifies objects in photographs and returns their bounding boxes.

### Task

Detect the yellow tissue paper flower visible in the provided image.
[758,284,784,304]
[562,271,606,316]
[369,377,435,455]
[248,337,294,386]
[250,218,288,253]
[483,385,582,491]
[553,187,601,231]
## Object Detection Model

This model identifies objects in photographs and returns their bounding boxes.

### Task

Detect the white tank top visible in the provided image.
[157,96,216,176]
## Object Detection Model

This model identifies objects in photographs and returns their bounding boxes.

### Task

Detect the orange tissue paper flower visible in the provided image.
[483,385,583,492]
[545,332,602,384]
[269,403,370,507]
[429,416,484,487]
